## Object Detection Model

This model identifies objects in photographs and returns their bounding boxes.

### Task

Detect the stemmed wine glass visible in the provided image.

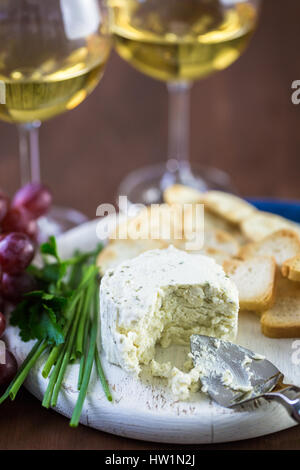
[109,0,260,205]
[0,0,111,235]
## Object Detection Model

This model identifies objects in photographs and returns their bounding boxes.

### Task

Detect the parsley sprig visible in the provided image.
[0,236,112,426]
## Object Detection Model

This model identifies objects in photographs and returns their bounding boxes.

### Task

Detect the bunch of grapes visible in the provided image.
[0,183,52,388]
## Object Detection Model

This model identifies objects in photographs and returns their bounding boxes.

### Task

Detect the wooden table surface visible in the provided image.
[1,0,300,450]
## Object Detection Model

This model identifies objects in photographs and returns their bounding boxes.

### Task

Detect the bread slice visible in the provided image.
[261,283,300,338]
[183,204,244,247]
[282,254,300,282]
[163,184,245,240]
[97,239,168,276]
[201,247,232,266]
[223,256,276,312]
[240,211,295,242]
[115,203,206,249]
[163,184,203,205]
[110,204,184,242]
[202,191,255,224]
[204,229,239,256]
[239,229,300,267]
[275,272,295,295]
[204,210,247,245]
[174,240,232,265]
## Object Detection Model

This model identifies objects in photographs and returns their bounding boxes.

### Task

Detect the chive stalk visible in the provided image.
[77,317,90,391]
[95,346,112,402]
[0,340,47,404]
[51,297,83,406]
[70,286,98,427]
[0,240,111,427]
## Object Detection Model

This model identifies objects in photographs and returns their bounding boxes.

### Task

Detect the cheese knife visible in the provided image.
[190,334,300,423]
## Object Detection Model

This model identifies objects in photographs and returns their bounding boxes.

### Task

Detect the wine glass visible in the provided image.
[109,0,260,205]
[0,0,111,235]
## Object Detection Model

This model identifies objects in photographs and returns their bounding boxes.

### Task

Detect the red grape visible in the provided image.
[0,190,9,223]
[1,206,38,241]
[1,272,37,302]
[0,232,35,274]
[12,183,52,219]
[0,350,17,387]
[0,313,5,337]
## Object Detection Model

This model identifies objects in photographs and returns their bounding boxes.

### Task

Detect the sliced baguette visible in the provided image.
[282,254,300,282]
[201,247,232,266]
[223,256,276,312]
[115,203,205,247]
[202,191,255,224]
[175,240,231,265]
[97,239,168,276]
[204,229,239,256]
[205,213,248,245]
[185,205,244,245]
[240,211,295,242]
[239,229,300,267]
[261,283,300,338]
[110,204,184,242]
[163,184,203,205]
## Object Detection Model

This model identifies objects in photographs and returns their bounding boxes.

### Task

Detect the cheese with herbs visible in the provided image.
[99,246,239,396]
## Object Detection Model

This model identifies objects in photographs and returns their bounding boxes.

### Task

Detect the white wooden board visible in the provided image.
[5,218,299,444]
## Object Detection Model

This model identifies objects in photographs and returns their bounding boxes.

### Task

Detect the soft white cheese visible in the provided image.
[99,246,239,396]
[150,359,201,400]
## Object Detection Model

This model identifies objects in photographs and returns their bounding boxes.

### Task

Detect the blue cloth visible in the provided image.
[247,199,300,224]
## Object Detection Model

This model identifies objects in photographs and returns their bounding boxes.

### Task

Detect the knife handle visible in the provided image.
[263,385,300,424]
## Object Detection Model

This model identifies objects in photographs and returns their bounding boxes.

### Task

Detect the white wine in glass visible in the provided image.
[0,0,111,234]
[110,0,260,205]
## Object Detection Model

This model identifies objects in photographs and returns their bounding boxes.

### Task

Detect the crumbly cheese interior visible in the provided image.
[100,246,239,399]
[159,284,238,348]
[150,358,202,400]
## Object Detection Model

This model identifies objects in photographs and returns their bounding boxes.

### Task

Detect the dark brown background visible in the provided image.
[1,0,300,450]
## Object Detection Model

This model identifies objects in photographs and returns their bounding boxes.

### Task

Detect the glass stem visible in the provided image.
[17,121,41,186]
[167,81,192,178]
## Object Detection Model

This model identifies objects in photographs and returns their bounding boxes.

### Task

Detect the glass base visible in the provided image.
[37,205,89,242]
[117,162,234,208]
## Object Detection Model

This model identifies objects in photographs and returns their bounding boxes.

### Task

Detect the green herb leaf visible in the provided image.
[40,236,60,261]
[4,236,110,426]
[11,292,67,345]
[41,262,68,285]
[33,307,65,345]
